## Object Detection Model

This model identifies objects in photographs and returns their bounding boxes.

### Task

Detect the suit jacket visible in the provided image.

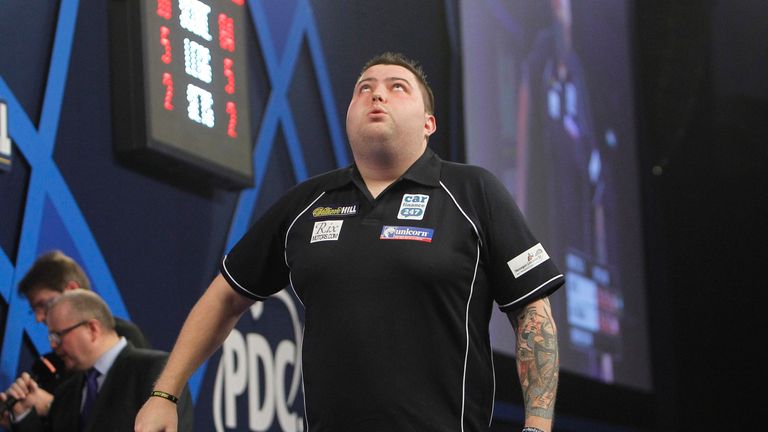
[13,344,193,432]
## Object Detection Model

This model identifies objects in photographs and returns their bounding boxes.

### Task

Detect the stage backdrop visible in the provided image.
[2,1,652,431]
[1,0,458,430]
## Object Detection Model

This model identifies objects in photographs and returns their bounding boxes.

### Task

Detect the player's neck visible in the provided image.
[357,164,402,199]
[354,144,425,199]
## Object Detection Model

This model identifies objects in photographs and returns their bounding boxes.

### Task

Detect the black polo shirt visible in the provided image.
[221,148,564,432]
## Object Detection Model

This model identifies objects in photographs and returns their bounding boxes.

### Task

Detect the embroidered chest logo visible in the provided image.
[380,225,434,243]
[312,204,358,218]
[311,220,344,243]
[397,194,429,220]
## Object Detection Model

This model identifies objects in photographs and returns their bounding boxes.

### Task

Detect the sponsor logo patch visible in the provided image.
[507,243,550,278]
[397,194,429,220]
[312,204,358,218]
[379,225,434,243]
[310,220,343,243]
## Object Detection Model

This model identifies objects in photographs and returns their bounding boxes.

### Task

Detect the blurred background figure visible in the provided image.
[1,289,192,431]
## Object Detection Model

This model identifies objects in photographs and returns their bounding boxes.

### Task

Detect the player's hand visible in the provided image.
[134,396,178,432]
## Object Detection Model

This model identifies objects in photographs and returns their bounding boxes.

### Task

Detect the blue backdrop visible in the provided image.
[0,0,458,429]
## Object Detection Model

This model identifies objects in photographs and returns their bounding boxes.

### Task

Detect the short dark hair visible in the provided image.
[18,250,91,296]
[359,52,435,114]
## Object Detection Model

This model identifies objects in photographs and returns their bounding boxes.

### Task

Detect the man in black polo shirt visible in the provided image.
[136,52,564,432]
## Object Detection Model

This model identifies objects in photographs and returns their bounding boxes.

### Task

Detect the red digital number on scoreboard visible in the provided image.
[160,26,172,64]
[223,58,235,94]
[157,0,172,20]
[218,14,235,52]
[226,101,238,138]
[162,72,174,110]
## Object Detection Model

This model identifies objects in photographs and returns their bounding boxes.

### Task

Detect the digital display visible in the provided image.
[461,0,651,391]
[109,0,252,188]
[0,100,10,171]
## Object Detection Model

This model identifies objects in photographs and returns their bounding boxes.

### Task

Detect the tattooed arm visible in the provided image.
[507,297,559,432]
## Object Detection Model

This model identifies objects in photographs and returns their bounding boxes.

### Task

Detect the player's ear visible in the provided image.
[424,113,436,138]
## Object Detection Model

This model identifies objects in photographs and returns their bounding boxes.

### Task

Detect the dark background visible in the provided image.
[636,1,766,429]
[1,0,766,430]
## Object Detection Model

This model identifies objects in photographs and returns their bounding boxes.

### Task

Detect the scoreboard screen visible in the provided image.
[109,0,252,189]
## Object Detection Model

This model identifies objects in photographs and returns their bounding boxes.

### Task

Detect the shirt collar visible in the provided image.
[327,147,442,191]
[400,147,441,187]
[92,336,127,377]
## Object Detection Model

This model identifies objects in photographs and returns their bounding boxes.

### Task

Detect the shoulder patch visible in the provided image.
[507,243,550,278]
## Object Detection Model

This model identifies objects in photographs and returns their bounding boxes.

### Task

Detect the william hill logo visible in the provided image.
[312,204,357,218]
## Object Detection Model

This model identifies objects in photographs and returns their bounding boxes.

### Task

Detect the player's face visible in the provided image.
[27,286,61,323]
[346,64,435,155]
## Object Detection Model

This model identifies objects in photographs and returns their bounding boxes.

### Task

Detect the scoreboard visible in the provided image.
[109,0,252,188]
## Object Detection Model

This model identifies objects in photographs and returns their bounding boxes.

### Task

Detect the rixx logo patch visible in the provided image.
[380,225,434,243]
[397,194,429,220]
[311,220,343,243]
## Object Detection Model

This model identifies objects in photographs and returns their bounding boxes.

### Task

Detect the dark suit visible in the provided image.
[12,344,193,432]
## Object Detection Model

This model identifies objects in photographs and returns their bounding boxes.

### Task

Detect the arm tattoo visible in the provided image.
[514,298,558,420]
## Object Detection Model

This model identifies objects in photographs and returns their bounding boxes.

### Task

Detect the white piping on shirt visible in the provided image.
[283,192,325,431]
[498,274,564,310]
[284,192,327,267]
[283,193,327,309]
[221,256,269,300]
[440,181,484,432]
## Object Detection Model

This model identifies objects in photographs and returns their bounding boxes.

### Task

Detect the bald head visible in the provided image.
[47,289,116,333]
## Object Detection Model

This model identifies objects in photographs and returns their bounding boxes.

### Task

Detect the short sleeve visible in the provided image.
[220,196,292,301]
[477,169,564,311]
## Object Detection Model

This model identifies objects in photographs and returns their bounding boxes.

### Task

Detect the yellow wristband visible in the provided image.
[150,390,179,404]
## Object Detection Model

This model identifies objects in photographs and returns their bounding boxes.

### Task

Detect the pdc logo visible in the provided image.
[213,290,304,431]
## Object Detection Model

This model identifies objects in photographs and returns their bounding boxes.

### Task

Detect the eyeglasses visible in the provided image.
[48,320,89,345]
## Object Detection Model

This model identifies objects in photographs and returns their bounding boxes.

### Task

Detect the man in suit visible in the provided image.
[0,251,151,424]
[0,289,193,431]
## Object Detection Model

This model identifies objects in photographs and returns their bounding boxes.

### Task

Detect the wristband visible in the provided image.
[150,390,179,404]
[522,428,545,432]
